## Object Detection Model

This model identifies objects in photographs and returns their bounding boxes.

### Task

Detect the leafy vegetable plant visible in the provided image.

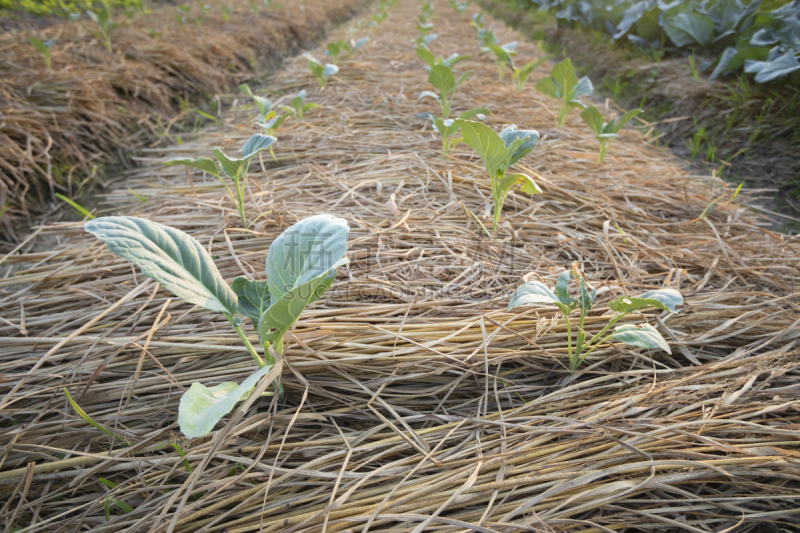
[303,52,339,88]
[580,105,642,164]
[454,120,541,233]
[326,37,369,63]
[279,90,318,120]
[85,214,349,438]
[485,42,517,81]
[471,12,485,30]
[477,28,497,47]
[163,133,275,227]
[30,36,53,69]
[239,84,289,162]
[511,56,551,91]
[508,266,683,371]
[535,58,593,126]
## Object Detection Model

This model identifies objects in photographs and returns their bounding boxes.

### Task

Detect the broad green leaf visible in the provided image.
[429,65,455,97]
[576,276,596,311]
[551,58,578,98]
[535,77,560,98]
[85,216,237,315]
[242,134,276,158]
[215,134,276,179]
[455,120,508,179]
[434,118,458,136]
[163,156,219,177]
[232,277,269,324]
[581,105,605,135]
[507,281,558,310]
[239,84,272,118]
[752,51,800,83]
[443,53,470,67]
[572,75,593,99]
[265,214,350,305]
[322,63,339,78]
[611,323,671,354]
[353,37,369,50]
[664,11,714,47]
[611,108,642,134]
[636,288,683,313]
[178,364,275,438]
[499,125,539,167]
[416,46,435,67]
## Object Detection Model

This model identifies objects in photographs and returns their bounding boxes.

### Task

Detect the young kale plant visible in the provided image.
[279,90,319,120]
[508,266,683,371]
[580,105,642,164]
[163,133,275,227]
[85,214,349,438]
[31,36,54,69]
[303,52,339,88]
[454,120,541,233]
[416,51,489,154]
[240,84,289,162]
[511,56,551,91]
[535,58,593,126]
[485,42,517,81]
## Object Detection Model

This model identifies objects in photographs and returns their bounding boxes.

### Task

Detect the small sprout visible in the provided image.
[279,89,319,120]
[239,83,272,122]
[454,121,541,233]
[85,214,349,439]
[414,33,437,49]
[325,40,346,64]
[471,12,484,29]
[508,268,683,371]
[536,58,593,126]
[30,36,54,69]
[86,5,117,53]
[485,42,517,81]
[511,55,551,91]
[163,133,276,227]
[580,105,642,164]
[345,37,369,58]
[303,52,339,88]
[240,84,287,161]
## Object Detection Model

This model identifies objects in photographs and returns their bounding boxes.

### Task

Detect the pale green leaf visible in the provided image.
[163,156,219,177]
[178,364,275,438]
[85,217,237,315]
[507,281,558,310]
[612,323,671,353]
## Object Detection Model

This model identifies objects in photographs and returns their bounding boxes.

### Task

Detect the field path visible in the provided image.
[1,0,799,531]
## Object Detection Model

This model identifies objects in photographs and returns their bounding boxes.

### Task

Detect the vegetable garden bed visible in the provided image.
[1,0,799,531]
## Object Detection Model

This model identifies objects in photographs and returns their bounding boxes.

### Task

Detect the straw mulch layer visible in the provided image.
[1,0,800,531]
[0,0,369,242]
[481,0,800,224]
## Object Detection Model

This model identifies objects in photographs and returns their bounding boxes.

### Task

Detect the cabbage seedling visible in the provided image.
[485,42,517,81]
[344,37,369,58]
[511,56,551,91]
[325,40,346,64]
[303,52,339,88]
[580,105,642,164]
[471,13,484,29]
[416,45,470,70]
[535,58,593,126]
[508,266,682,371]
[85,214,349,438]
[477,28,496,47]
[454,120,541,233]
[417,21,433,35]
[31,36,53,69]
[279,90,318,119]
[163,134,275,227]
[414,33,437,49]
[239,84,288,162]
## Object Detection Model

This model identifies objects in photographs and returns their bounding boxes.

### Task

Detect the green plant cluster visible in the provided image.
[3,0,143,18]
[510,0,800,84]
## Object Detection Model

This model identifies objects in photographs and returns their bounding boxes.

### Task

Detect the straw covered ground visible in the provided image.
[0,0,368,241]
[1,0,800,531]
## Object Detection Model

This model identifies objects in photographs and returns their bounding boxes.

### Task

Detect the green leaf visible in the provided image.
[416,45,435,67]
[178,364,275,438]
[55,193,94,219]
[611,323,671,354]
[107,497,134,513]
[418,91,441,102]
[535,77,560,98]
[239,84,272,119]
[664,11,714,47]
[259,215,349,348]
[551,58,578,98]
[232,277,269,324]
[507,281,558,310]
[499,125,539,167]
[428,65,456,97]
[498,173,541,200]
[636,288,683,313]
[163,156,219,177]
[85,216,237,315]
[576,275,596,312]
[554,270,577,308]
[611,108,642,134]
[751,51,800,83]
[581,105,605,135]
[454,120,508,179]
[242,134,276,158]
[215,134,275,179]
[458,107,490,120]
[572,75,593,99]
[322,63,339,78]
